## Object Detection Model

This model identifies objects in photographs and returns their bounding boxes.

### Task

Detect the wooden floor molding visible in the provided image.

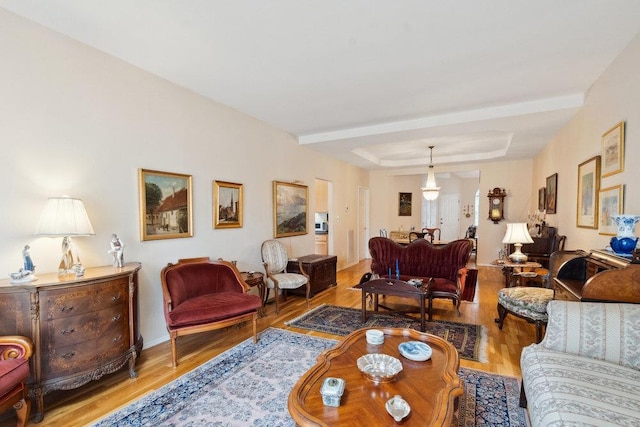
[5,259,536,427]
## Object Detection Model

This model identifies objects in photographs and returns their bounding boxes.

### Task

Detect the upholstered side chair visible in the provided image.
[0,335,33,427]
[261,239,310,314]
[161,258,262,367]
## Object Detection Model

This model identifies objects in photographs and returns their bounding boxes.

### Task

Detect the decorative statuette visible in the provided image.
[610,215,640,254]
[108,234,125,267]
[9,245,37,283]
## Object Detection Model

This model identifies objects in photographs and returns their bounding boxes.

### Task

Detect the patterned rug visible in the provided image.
[93,328,526,427]
[286,304,487,362]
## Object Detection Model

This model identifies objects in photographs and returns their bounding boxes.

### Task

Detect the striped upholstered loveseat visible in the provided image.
[520,300,640,426]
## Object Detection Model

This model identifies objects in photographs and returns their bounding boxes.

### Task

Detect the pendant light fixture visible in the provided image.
[422,145,440,200]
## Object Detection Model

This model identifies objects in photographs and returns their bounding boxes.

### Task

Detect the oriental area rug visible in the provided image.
[93,328,525,427]
[286,304,486,362]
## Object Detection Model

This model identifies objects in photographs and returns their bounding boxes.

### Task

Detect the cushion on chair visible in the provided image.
[498,287,553,321]
[166,292,262,328]
[165,263,247,308]
[425,278,457,293]
[0,358,29,397]
[265,273,308,290]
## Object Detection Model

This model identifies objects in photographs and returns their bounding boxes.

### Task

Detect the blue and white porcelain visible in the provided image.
[610,215,640,254]
[398,341,432,361]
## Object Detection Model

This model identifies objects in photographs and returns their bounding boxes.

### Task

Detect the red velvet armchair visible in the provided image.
[368,237,473,320]
[161,258,263,367]
[0,336,33,427]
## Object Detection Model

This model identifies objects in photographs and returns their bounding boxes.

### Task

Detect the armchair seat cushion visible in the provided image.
[166,292,262,328]
[265,273,308,290]
[427,278,458,293]
[0,358,29,397]
[498,287,553,321]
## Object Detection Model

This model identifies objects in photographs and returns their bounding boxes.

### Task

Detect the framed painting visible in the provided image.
[576,156,600,229]
[538,187,546,211]
[213,180,243,229]
[598,185,624,235]
[601,121,625,177]
[273,181,308,238]
[398,192,412,216]
[138,169,193,241]
[545,173,558,214]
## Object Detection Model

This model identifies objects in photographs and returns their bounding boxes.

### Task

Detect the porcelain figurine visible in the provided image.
[108,234,125,267]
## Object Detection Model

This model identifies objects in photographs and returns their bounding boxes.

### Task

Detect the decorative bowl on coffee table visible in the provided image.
[357,353,403,383]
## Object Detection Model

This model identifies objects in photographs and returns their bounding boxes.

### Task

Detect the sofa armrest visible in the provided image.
[541,300,640,370]
[0,336,33,360]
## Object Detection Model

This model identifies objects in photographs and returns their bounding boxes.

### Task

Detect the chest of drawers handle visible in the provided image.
[112,314,122,322]
[112,294,122,302]
[62,351,77,360]
[60,305,74,313]
[60,328,75,336]
[112,335,122,343]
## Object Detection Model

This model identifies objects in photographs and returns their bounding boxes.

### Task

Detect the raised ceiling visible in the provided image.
[2,1,640,170]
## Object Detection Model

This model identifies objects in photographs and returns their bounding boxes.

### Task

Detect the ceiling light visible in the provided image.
[422,146,440,200]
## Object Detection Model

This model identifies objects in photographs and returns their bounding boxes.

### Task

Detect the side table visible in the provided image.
[241,271,266,314]
[491,260,541,287]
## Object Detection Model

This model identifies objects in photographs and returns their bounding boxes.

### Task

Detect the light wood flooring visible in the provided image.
[6,259,536,427]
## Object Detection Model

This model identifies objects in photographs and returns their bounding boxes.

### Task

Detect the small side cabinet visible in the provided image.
[0,263,142,422]
[288,254,337,297]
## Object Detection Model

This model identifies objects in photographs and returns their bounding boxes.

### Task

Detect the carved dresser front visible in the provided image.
[0,262,142,422]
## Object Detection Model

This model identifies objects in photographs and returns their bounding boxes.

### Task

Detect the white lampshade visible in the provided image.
[502,223,533,263]
[36,197,95,236]
[36,196,95,275]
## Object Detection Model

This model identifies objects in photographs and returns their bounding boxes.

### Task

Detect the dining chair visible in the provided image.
[421,227,441,243]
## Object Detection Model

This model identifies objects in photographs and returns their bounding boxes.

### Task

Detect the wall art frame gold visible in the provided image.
[601,121,625,177]
[576,155,600,229]
[545,173,558,214]
[598,184,624,236]
[398,192,412,216]
[213,180,243,229]
[273,180,308,238]
[138,168,193,241]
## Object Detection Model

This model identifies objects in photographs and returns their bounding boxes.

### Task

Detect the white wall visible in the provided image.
[532,32,640,251]
[0,10,368,348]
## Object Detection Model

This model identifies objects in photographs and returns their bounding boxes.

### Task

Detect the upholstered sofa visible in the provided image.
[368,237,473,319]
[521,300,640,426]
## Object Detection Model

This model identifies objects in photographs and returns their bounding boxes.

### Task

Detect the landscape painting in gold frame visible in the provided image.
[213,180,243,229]
[601,121,624,177]
[138,169,193,241]
[598,184,623,236]
[273,181,308,238]
[576,156,600,229]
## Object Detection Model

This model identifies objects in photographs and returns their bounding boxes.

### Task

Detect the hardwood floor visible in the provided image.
[7,259,536,427]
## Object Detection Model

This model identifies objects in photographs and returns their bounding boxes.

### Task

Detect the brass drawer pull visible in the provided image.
[111,295,122,302]
[62,351,77,359]
[60,328,75,335]
[60,305,74,313]
[112,314,122,322]
[112,335,122,343]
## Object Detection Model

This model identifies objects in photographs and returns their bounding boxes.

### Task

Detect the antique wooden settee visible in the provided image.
[368,237,474,319]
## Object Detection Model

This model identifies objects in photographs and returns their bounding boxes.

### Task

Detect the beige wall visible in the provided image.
[532,32,640,251]
[0,10,367,347]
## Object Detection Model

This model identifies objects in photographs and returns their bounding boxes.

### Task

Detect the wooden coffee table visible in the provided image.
[288,328,463,426]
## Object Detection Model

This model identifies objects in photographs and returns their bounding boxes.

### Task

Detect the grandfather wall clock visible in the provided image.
[487,188,507,224]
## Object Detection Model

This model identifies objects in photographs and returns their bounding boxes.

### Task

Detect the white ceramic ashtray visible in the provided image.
[365,329,384,345]
[356,353,402,383]
[386,395,411,422]
[406,278,423,286]
[398,341,432,361]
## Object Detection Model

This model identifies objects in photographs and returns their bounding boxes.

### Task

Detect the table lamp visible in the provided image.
[502,223,534,263]
[36,196,95,275]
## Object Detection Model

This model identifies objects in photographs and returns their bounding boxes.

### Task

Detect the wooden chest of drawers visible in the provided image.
[287,254,337,297]
[0,263,142,422]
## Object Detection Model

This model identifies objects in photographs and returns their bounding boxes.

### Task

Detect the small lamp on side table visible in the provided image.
[502,223,534,263]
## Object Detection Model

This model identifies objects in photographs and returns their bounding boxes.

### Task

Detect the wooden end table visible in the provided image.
[491,260,541,287]
[360,278,428,331]
[288,328,463,426]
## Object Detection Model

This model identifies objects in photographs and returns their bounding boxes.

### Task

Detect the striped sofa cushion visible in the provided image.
[521,347,640,426]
